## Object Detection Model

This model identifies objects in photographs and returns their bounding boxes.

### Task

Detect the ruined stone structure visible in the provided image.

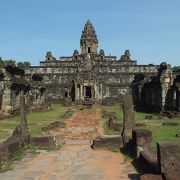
[25,20,158,104]
[0,67,46,115]
[132,62,180,112]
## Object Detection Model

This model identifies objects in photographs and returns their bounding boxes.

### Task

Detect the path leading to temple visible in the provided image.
[49,106,104,140]
[0,106,137,180]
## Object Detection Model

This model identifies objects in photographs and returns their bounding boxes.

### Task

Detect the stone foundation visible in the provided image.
[157,142,180,180]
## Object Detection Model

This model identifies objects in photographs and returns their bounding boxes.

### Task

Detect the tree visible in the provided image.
[17,61,31,68]
[4,59,16,67]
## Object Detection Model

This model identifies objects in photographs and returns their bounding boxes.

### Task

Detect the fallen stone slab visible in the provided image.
[92,135,122,149]
[175,134,180,137]
[0,136,25,165]
[162,122,179,126]
[64,140,93,146]
[30,136,64,149]
[63,109,74,119]
[140,174,163,180]
[42,121,66,132]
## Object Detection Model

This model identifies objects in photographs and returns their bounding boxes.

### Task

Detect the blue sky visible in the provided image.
[0,0,180,66]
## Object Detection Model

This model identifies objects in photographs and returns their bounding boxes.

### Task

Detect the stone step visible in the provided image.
[64,139,93,146]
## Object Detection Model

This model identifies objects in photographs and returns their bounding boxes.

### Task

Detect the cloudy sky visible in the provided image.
[0,0,180,66]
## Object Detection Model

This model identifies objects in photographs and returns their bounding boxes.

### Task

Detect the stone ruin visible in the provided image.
[0,66,48,116]
[132,62,180,115]
[24,20,159,106]
[121,94,135,145]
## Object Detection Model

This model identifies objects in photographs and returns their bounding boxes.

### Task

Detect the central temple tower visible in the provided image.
[80,20,98,55]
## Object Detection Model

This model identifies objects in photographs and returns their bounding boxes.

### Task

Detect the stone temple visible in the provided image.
[25,20,159,104]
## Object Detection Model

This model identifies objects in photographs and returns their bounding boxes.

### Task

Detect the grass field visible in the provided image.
[102,105,180,147]
[0,104,68,144]
[0,104,179,148]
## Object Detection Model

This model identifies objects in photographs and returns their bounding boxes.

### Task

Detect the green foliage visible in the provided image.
[0,58,16,68]
[0,57,30,68]
[172,66,180,71]
[17,61,31,68]
[4,60,16,67]
[102,105,123,122]
[0,58,4,68]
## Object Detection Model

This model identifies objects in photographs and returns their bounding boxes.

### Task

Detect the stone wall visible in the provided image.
[0,68,46,116]
[132,62,180,112]
[25,61,158,103]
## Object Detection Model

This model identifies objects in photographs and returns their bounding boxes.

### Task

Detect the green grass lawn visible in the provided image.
[101,104,180,147]
[0,104,67,144]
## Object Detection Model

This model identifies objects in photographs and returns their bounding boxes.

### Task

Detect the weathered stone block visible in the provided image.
[31,136,64,149]
[162,122,179,126]
[140,174,163,180]
[0,136,25,165]
[140,150,158,173]
[102,97,115,106]
[132,129,152,157]
[42,121,66,132]
[133,129,152,146]
[92,135,122,149]
[30,136,56,148]
[108,117,122,131]
[157,142,180,180]
[121,95,135,145]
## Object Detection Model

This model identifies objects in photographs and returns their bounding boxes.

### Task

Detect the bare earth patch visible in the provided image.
[49,106,104,140]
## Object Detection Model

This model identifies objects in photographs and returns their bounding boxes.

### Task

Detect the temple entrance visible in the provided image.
[85,86,92,98]
[71,80,75,102]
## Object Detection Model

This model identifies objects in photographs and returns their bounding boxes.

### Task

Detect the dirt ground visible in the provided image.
[0,106,138,180]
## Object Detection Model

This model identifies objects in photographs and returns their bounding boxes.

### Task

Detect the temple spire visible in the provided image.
[80,20,98,55]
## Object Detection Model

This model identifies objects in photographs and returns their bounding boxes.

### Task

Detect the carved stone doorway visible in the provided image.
[85,86,92,98]
[71,80,75,102]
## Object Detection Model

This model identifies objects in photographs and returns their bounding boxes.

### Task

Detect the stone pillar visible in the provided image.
[2,81,12,113]
[75,84,80,100]
[157,142,180,180]
[132,129,152,157]
[121,95,135,145]
[80,85,83,100]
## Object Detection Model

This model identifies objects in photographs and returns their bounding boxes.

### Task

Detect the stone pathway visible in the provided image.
[49,107,104,140]
[0,106,138,180]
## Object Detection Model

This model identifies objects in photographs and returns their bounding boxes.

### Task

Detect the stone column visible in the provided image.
[19,89,30,144]
[75,84,79,100]
[2,81,12,113]
[132,129,152,157]
[121,95,135,146]
[157,142,180,180]
[80,85,83,100]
